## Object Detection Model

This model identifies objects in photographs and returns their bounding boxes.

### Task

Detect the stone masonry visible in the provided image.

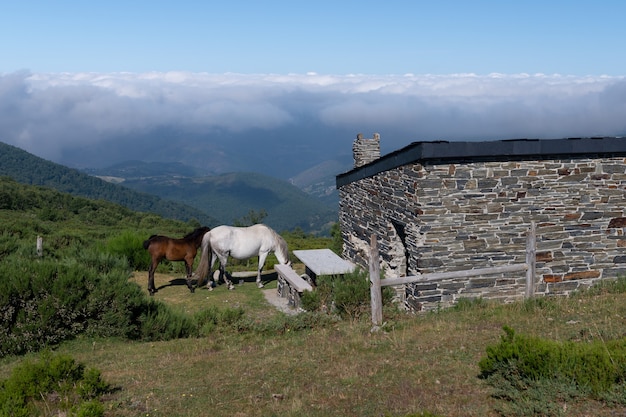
[337,136,626,311]
[352,133,380,167]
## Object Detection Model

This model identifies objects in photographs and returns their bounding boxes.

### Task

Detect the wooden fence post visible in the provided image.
[525,222,536,299]
[370,234,383,327]
[36,235,43,257]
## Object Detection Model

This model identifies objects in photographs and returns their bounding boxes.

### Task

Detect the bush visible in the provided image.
[139,300,198,340]
[0,246,202,355]
[332,269,371,319]
[479,326,626,415]
[300,288,322,312]
[301,269,395,320]
[105,230,151,270]
[233,311,339,334]
[75,400,105,417]
[0,352,110,417]
[575,276,626,296]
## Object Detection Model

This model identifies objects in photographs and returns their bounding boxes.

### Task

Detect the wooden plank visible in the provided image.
[379,263,528,287]
[275,264,313,292]
[293,249,355,276]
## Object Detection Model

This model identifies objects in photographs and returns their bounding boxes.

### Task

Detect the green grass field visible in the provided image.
[2,269,626,417]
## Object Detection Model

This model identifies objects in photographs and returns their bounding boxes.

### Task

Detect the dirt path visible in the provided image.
[261,288,299,315]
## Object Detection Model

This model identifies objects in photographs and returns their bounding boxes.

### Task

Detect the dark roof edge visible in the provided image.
[336,137,626,188]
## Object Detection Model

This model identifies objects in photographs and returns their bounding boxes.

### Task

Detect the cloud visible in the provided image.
[1,70,625,169]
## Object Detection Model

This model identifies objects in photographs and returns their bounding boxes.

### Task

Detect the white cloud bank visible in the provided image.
[1,71,625,168]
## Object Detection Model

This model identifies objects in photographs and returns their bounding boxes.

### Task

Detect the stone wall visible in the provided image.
[352,133,380,167]
[338,143,626,311]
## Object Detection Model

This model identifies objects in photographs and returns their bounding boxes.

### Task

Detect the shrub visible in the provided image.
[300,288,322,312]
[193,305,246,335]
[236,311,339,334]
[105,230,151,270]
[479,326,626,415]
[0,352,110,417]
[302,269,394,320]
[75,400,105,417]
[575,275,626,296]
[0,246,201,355]
[332,269,371,319]
[138,300,197,340]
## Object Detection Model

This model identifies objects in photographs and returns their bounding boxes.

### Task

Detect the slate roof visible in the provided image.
[336,136,626,188]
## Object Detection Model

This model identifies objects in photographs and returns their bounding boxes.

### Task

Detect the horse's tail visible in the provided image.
[194,232,212,286]
[142,235,157,250]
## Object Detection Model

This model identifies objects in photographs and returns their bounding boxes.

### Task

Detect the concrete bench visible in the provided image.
[275,264,312,308]
[292,249,355,285]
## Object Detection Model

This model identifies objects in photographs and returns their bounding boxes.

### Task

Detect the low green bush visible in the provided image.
[0,352,110,417]
[479,326,626,415]
[575,276,626,296]
[332,269,371,319]
[105,230,151,270]
[301,269,395,319]
[0,246,207,355]
[138,300,198,340]
[233,311,339,334]
[300,287,322,312]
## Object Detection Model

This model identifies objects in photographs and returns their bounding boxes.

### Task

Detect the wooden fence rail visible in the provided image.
[370,222,537,326]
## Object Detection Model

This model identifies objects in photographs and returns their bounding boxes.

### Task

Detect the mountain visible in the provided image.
[0,141,215,226]
[88,161,338,234]
[288,158,352,206]
[56,125,357,180]
[0,142,338,233]
[85,160,209,179]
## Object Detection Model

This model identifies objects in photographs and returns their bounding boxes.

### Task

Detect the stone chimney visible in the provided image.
[352,133,380,168]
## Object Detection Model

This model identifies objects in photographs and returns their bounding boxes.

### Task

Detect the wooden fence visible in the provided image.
[370,222,537,326]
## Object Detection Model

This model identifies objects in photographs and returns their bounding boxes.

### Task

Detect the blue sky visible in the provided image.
[1,1,625,177]
[2,0,624,75]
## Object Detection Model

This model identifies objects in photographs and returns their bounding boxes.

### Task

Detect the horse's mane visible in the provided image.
[143,234,160,249]
[143,228,208,250]
[268,226,289,262]
[183,227,210,240]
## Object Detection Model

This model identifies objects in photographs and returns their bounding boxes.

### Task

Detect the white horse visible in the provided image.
[194,224,290,290]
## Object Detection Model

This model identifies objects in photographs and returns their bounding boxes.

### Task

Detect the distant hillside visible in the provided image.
[110,170,338,234]
[0,141,216,226]
[288,158,352,207]
[0,176,189,236]
[83,160,208,179]
[1,142,338,233]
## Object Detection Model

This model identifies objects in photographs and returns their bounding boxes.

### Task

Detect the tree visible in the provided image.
[233,209,267,227]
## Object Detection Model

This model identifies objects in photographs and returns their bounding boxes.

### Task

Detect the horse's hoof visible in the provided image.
[206,286,213,291]
[228,285,235,290]
[189,287,195,293]
[257,283,264,288]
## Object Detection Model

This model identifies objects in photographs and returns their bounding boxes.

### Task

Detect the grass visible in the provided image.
[2,272,626,416]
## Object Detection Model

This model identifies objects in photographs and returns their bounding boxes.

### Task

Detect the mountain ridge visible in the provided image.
[0,141,338,233]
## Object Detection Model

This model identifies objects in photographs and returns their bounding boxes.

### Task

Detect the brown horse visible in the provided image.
[142,226,210,295]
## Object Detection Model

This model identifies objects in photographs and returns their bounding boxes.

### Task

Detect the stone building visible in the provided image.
[336,134,626,311]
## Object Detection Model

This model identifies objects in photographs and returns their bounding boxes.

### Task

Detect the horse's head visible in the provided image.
[275,236,291,266]
[197,226,211,234]
[187,226,211,243]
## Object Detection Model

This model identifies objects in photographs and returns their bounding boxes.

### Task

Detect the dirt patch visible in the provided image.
[261,289,300,315]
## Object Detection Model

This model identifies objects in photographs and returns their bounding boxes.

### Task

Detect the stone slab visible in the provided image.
[292,249,355,276]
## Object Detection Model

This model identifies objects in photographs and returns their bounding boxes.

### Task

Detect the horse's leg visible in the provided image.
[206,251,217,290]
[256,252,269,288]
[184,257,195,293]
[217,252,235,290]
[148,258,159,296]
